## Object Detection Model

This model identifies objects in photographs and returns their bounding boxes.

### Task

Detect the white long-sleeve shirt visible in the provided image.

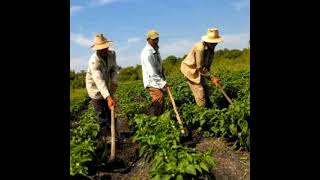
[86,50,119,100]
[140,43,166,89]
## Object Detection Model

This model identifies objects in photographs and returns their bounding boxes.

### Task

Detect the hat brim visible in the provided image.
[91,41,113,50]
[201,36,224,43]
[148,35,159,40]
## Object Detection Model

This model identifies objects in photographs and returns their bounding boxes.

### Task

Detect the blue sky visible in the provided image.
[70,0,250,71]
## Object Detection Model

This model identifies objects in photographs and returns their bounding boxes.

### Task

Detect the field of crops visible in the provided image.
[70,52,250,179]
[118,68,250,150]
[70,89,90,120]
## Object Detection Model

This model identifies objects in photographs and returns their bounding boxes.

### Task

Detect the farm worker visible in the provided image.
[180,28,223,108]
[85,33,119,142]
[141,30,168,116]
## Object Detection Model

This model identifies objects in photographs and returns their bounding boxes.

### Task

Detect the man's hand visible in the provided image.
[106,96,115,110]
[110,83,118,93]
[211,77,221,88]
[164,83,171,91]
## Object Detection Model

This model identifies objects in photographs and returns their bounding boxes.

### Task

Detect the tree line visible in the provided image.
[70,48,250,88]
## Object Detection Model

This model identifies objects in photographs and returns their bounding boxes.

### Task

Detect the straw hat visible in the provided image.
[91,34,113,50]
[146,30,159,40]
[201,28,224,43]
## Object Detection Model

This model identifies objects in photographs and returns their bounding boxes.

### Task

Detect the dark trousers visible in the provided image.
[203,80,213,109]
[91,99,111,137]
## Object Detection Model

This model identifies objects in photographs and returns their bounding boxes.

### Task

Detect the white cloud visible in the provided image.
[70,56,89,72]
[127,37,142,44]
[116,39,144,67]
[91,0,117,5]
[218,32,250,50]
[70,5,84,15]
[158,33,250,59]
[117,54,141,67]
[160,39,197,58]
[231,0,249,11]
[70,33,92,47]
[113,37,143,54]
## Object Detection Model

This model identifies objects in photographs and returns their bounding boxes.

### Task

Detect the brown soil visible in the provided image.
[196,137,250,180]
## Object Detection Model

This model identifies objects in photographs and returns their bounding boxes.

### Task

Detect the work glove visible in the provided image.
[163,83,171,91]
[106,96,115,110]
[211,77,221,88]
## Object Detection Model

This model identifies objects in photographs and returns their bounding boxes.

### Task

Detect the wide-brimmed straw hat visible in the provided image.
[201,28,224,43]
[91,34,113,50]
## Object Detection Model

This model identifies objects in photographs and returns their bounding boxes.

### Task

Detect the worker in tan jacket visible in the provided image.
[180,28,223,108]
[86,33,119,142]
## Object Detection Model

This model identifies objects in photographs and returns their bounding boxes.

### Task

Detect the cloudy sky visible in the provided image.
[71,0,250,71]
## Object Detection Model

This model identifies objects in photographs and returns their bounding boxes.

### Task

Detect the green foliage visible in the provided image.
[116,80,150,122]
[132,112,215,179]
[181,99,250,150]
[214,49,243,59]
[162,56,183,77]
[118,65,143,82]
[178,69,250,150]
[117,58,250,151]
[70,70,86,89]
[133,112,180,148]
[149,147,215,179]
[70,105,100,176]
[70,47,250,178]
[165,75,195,107]
[70,88,90,120]
[73,48,250,83]
[212,48,250,72]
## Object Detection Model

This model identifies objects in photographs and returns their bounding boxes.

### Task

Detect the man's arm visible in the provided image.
[142,52,166,88]
[90,58,110,99]
[195,48,212,79]
[146,53,163,79]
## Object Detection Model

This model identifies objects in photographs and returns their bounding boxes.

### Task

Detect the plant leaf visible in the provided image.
[194,164,203,173]
[152,174,161,180]
[200,119,206,126]
[242,120,248,132]
[176,175,183,180]
[186,153,193,163]
[185,164,196,176]
[230,124,237,135]
[139,145,147,157]
[200,162,209,172]
[162,175,171,180]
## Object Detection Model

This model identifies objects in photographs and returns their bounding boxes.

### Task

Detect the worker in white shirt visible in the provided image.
[140,30,168,116]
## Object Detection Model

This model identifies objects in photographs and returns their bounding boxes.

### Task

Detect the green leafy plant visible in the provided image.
[70,88,90,121]
[70,106,100,176]
[132,112,215,179]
